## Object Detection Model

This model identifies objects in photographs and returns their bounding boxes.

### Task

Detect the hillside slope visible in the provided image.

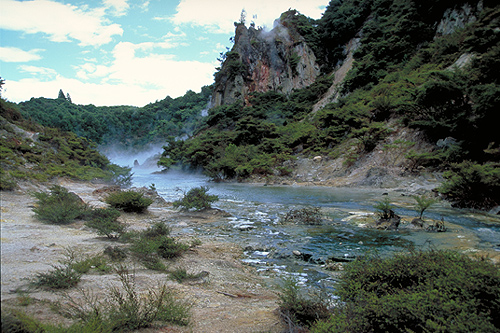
[0,99,131,190]
[161,0,499,209]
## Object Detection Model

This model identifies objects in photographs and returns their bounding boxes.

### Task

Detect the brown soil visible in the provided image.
[1,179,284,332]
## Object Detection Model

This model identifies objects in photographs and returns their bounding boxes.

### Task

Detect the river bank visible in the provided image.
[1,179,284,332]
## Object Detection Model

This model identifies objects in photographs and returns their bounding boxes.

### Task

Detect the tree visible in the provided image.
[0,77,5,97]
[239,9,246,25]
[66,93,72,103]
[58,89,66,99]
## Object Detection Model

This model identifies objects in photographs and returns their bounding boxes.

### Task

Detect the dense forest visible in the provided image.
[18,86,212,150]
[5,0,500,210]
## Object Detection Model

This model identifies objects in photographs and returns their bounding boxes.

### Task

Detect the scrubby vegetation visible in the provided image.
[172,186,219,211]
[312,250,500,332]
[127,222,190,270]
[32,185,89,224]
[104,190,153,213]
[0,99,132,188]
[9,267,191,332]
[66,268,191,331]
[84,207,125,239]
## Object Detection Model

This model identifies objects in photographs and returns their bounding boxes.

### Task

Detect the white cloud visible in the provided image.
[103,0,129,16]
[171,0,329,33]
[0,46,43,62]
[3,40,216,106]
[18,65,57,78]
[0,0,123,46]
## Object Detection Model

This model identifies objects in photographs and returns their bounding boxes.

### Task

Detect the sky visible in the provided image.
[0,0,330,107]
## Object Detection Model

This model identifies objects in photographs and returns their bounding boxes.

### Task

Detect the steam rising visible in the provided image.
[101,143,164,171]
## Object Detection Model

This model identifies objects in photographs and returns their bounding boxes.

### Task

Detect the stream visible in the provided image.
[126,164,500,291]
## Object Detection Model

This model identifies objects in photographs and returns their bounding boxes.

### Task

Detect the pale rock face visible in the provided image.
[212,14,321,108]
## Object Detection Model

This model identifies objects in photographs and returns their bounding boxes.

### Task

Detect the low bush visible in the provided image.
[438,161,500,210]
[277,277,330,330]
[66,268,191,330]
[30,264,81,290]
[169,267,206,283]
[105,190,153,213]
[69,254,112,274]
[373,196,396,220]
[312,250,500,332]
[103,246,127,261]
[412,194,438,220]
[172,186,218,211]
[128,222,189,270]
[32,185,89,224]
[85,207,125,239]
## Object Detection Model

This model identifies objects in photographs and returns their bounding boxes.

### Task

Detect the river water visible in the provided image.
[125,164,500,290]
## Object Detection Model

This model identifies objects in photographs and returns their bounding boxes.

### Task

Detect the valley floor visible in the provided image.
[0,179,284,332]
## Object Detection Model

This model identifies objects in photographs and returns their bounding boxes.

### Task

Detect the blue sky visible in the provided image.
[0,0,329,106]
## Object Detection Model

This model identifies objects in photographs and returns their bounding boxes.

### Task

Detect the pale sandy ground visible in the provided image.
[1,179,284,332]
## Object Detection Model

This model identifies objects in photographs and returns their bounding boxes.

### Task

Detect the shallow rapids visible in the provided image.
[129,167,500,290]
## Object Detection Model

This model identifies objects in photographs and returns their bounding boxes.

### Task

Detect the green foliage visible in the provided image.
[18,86,212,149]
[312,250,500,333]
[85,207,125,239]
[127,222,189,269]
[172,186,219,211]
[412,194,438,219]
[104,190,153,213]
[1,310,113,333]
[30,264,81,290]
[373,197,395,220]
[32,185,89,224]
[277,277,330,329]
[438,161,500,210]
[169,267,207,284]
[103,246,127,261]
[0,168,17,191]
[69,254,112,274]
[1,99,132,185]
[66,268,190,330]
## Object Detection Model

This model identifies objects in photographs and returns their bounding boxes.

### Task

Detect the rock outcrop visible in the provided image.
[212,10,321,107]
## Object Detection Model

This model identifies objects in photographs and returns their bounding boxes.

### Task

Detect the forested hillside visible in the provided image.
[161,0,499,209]
[5,0,500,209]
[0,98,132,190]
[18,86,212,150]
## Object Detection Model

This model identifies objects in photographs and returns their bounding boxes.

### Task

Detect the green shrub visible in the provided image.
[172,186,218,211]
[85,207,125,239]
[69,254,112,274]
[128,222,189,269]
[105,190,153,213]
[277,277,330,330]
[0,169,17,191]
[103,246,127,261]
[30,264,81,290]
[32,185,89,224]
[373,196,396,220]
[169,267,206,283]
[438,161,500,210]
[312,250,500,333]
[412,194,438,220]
[67,268,190,330]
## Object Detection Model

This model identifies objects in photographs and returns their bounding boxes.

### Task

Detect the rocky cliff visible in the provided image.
[212,10,321,107]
